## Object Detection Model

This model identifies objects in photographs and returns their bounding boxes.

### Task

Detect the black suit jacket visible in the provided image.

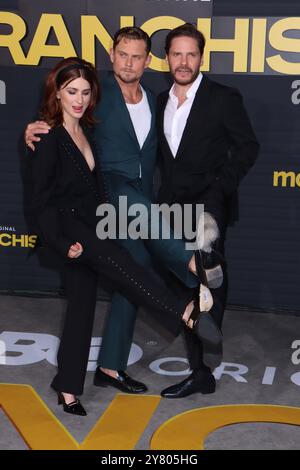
[157,75,260,211]
[27,125,106,258]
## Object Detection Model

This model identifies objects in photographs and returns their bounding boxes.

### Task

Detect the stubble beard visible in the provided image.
[172,67,199,86]
[115,71,139,85]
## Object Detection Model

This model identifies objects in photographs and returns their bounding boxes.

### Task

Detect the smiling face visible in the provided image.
[167,36,203,86]
[110,37,151,85]
[56,76,91,123]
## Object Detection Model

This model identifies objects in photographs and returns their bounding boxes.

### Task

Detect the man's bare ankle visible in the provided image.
[100,367,118,378]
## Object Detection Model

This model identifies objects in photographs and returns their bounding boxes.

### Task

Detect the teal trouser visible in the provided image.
[97,236,153,370]
[97,176,197,370]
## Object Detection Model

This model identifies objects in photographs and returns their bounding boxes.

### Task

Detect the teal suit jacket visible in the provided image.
[94,73,157,200]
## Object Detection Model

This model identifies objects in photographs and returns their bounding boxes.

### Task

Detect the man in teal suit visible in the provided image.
[92,28,158,391]
[93,27,199,392]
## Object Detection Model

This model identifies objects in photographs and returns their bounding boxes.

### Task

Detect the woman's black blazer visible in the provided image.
[29,125,107,258]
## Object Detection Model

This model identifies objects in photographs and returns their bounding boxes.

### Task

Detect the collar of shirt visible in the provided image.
[169,72,203,104]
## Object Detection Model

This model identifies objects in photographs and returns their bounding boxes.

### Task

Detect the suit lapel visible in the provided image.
[59,126,100,199]
[175,76,212,160]
[86,127,106,199]
[157,90,174,161]
[111,75,156,150]
[158,76,212,161]
[111,76,140,147]
[141,87,156,150]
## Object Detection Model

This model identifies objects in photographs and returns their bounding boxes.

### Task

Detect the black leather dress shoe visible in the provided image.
[161,372,216,399]
[195,246,224,289]
[93,368,148,394]
[202,249,225,271]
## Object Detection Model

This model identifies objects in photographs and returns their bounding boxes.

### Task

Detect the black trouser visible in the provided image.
[164,181,228,372]
[51,213,191,395]
[52,263,98,395]
[175,181,229,374]
[183,237,228,372]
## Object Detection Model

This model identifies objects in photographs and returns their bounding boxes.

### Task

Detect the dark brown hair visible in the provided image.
[113,27,151,55]
[165,23,206,56]
[40,57,100,127]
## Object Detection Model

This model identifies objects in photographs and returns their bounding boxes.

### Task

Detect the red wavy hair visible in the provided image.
[40,57,100,127]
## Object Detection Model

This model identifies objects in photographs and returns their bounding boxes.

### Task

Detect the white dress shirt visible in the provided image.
[126,86,151,150]
[164,73,203,157]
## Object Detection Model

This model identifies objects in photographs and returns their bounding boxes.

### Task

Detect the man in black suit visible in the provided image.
[157,23,260,398]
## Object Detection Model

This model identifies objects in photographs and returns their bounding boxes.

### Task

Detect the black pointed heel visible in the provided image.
[56,390,87,416]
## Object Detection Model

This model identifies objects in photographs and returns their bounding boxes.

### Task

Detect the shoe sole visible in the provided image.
[161,385,216,399]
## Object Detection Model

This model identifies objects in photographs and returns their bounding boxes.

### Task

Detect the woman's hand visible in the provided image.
[67,242,83,258]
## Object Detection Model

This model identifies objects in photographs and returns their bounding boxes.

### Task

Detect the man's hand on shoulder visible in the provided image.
[25,120,51,151]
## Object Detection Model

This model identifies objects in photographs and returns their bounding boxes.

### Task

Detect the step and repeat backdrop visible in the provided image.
[0,0,299,312]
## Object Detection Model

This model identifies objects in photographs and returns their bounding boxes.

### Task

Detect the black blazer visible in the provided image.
[28,125,106,258]
[157,75,260,206]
